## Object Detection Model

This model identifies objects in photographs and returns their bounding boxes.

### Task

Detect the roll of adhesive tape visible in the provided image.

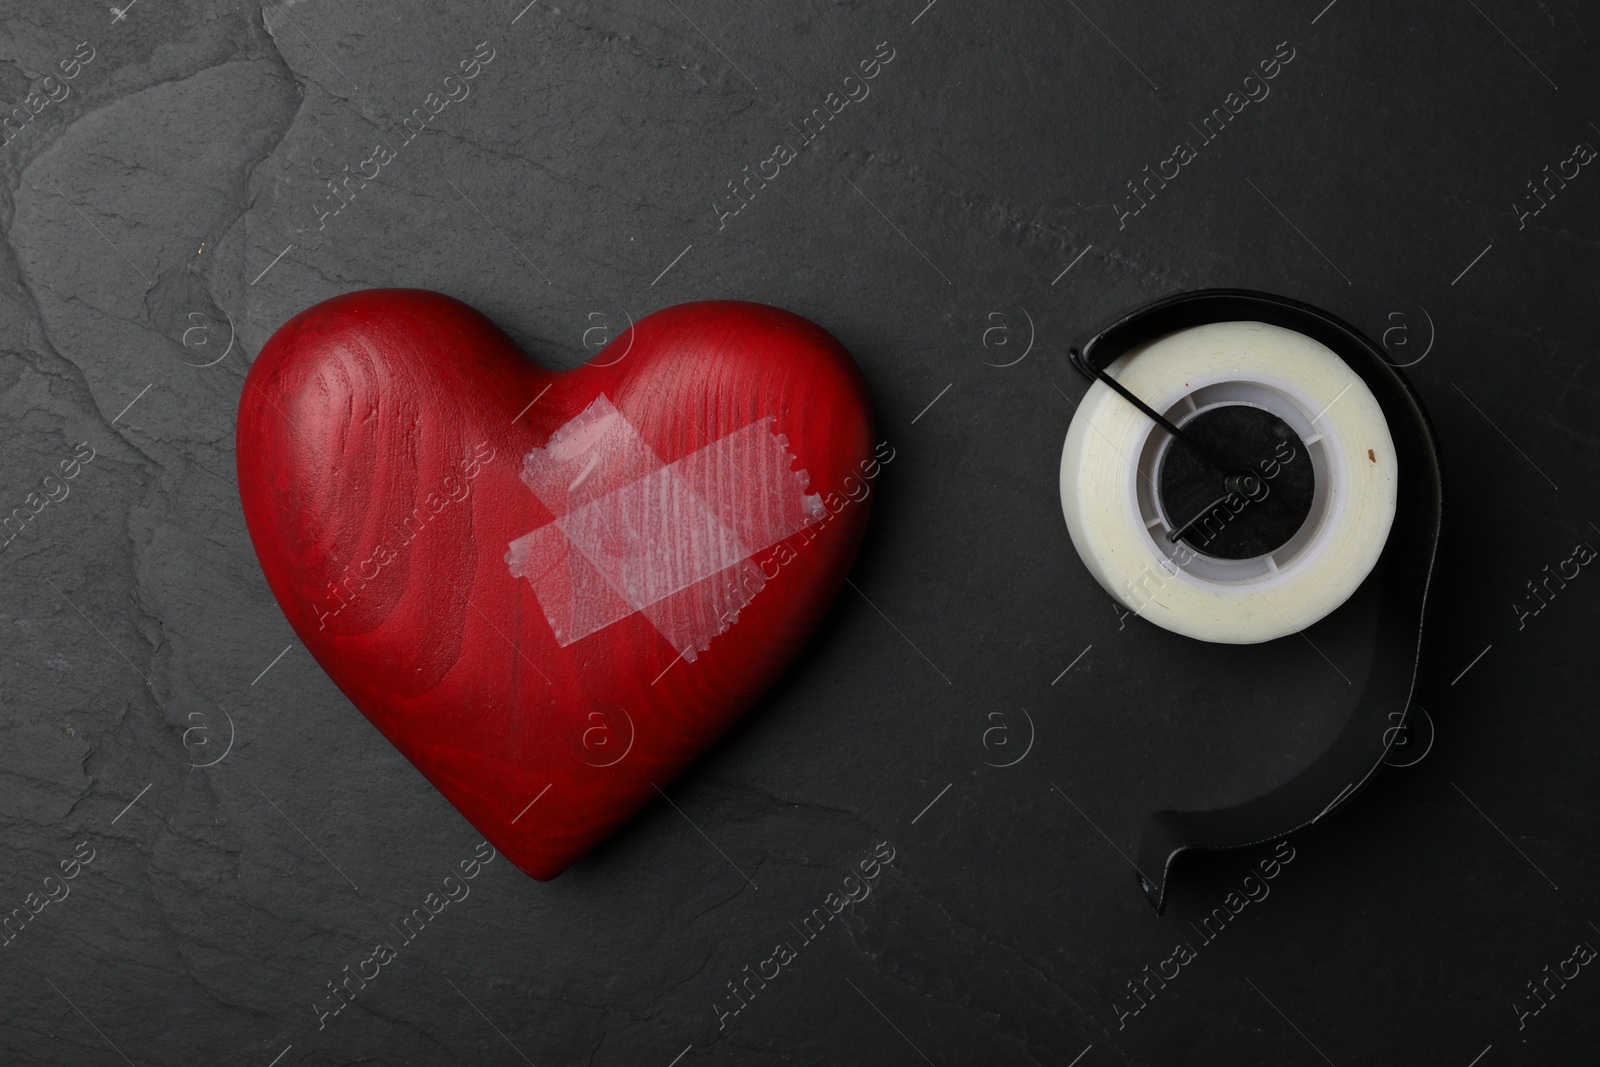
[1061,320,1398,644]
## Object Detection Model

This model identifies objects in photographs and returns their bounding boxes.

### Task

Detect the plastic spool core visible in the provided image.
[1060,320,1398,644]
[1137,378,1337,589]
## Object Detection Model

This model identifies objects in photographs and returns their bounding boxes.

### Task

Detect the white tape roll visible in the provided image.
[1060,320,1398,644]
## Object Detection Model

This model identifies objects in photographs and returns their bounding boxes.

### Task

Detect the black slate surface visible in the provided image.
[1,1,1596,1064]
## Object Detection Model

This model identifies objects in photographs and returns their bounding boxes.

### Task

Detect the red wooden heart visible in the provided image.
[237,290,875,879]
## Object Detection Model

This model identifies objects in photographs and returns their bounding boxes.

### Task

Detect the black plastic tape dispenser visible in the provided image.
[1060,289,1443,913]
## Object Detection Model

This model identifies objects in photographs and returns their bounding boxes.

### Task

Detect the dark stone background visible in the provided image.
[1,0,1596,1063]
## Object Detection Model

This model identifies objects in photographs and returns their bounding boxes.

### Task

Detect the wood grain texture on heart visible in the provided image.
[237,290,875,879]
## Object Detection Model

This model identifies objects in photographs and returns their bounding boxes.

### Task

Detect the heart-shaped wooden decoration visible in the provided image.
[237,290,876,879]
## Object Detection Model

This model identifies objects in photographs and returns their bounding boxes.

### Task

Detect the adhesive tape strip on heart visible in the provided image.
[1060,320,1398,644]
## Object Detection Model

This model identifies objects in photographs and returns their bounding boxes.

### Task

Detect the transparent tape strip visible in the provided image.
[506,395,824,661]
